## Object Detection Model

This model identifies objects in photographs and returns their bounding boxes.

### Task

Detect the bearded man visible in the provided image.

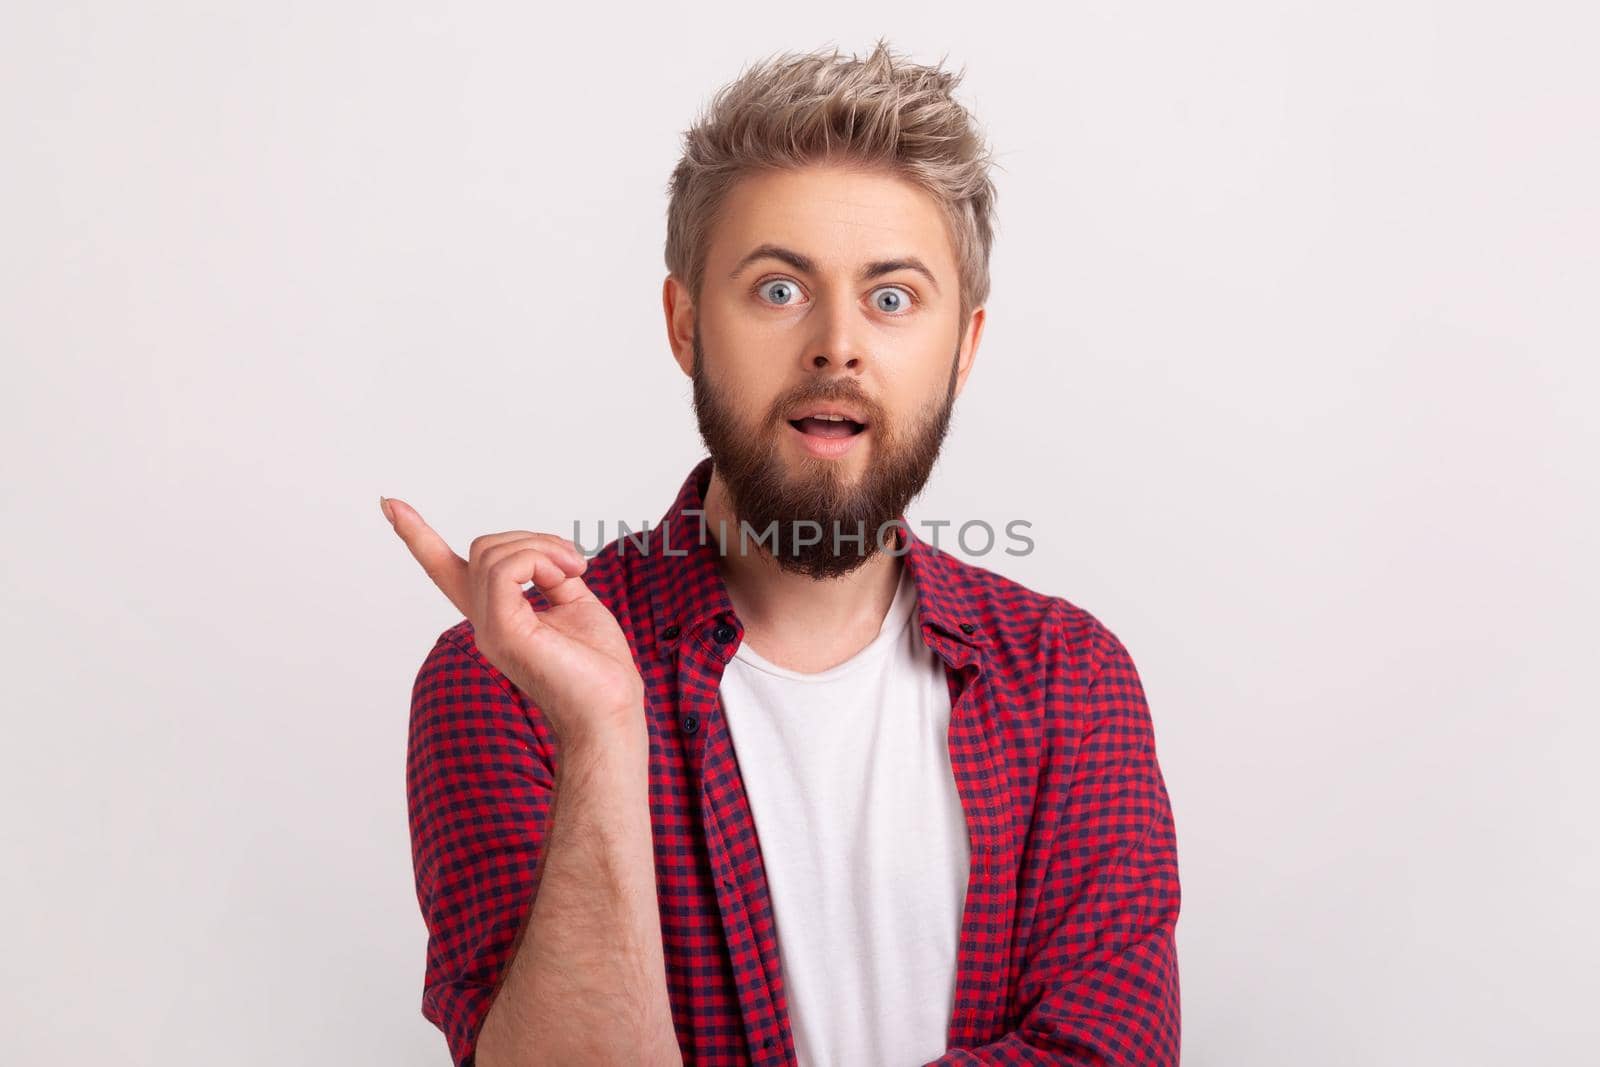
[387,39,1181,1067]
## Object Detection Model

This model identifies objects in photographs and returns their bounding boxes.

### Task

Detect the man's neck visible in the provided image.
[701,467,904,673]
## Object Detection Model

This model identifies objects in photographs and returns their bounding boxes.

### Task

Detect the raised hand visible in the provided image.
[382,496,646,750]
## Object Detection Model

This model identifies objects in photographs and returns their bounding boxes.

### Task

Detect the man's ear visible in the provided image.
[953,305,986,400]
[663,274,695,378]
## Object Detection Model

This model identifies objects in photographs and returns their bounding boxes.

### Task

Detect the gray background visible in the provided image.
[3,3,1596,1064]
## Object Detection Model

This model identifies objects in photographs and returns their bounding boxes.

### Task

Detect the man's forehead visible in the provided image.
[713,171,955,273]
[727,168,937,220]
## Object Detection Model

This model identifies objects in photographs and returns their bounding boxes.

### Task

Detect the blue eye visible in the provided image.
[752,277,917,314]
[872,286,912,314]
[757,279,801,306]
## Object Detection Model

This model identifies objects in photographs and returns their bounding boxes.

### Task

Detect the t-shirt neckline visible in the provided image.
[729,564,917,683]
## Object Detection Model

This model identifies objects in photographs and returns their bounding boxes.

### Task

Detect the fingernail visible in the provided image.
[379,496,396,525]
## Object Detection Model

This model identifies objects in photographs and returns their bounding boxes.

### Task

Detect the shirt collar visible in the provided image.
[639,456,991,660]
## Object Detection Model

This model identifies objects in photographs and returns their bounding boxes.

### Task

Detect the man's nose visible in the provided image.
[800,294,872,373]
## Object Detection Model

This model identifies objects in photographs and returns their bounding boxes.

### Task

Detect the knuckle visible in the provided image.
[484,550,518,577]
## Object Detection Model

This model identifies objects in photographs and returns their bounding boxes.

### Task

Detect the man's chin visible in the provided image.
[778,468,873,517]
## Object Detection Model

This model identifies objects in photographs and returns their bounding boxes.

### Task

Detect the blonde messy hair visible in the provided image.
[664,38,1002,325]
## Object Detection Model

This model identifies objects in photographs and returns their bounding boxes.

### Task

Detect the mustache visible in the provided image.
[769,388,883,424]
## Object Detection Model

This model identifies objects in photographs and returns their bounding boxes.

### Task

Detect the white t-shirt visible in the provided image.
[717,565,971,1066]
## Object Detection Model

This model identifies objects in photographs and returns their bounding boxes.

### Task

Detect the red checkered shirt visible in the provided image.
[406,456,1182,1065]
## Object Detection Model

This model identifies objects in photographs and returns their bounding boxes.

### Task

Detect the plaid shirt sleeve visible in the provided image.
[929,617,1182,1066]
[406,631,555,1067]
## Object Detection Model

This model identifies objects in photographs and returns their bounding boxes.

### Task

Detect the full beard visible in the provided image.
[690,324,960,580]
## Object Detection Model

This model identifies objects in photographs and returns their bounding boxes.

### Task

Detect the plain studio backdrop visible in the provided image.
[2,3,1595,1064]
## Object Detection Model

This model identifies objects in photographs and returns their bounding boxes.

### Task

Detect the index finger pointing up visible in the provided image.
[382,496,471,619]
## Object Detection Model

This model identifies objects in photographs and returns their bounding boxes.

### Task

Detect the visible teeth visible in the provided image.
[810,414,850,421]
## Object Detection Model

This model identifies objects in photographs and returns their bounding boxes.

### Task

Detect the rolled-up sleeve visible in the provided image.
[406,631,556,1067]
[929,619,1182,1065]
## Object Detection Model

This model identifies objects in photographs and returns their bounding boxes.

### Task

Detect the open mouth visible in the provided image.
[787,415,867,439]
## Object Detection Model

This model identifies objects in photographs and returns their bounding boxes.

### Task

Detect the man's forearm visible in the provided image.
[474,716,681,1067]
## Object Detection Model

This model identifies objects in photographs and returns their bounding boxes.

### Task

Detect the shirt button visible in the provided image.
[662,623,680,640]
[711,621,736,644]
[681,714,699,735]
[959,622,976,634]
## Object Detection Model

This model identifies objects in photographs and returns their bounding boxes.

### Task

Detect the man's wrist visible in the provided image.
[554,707,650,777]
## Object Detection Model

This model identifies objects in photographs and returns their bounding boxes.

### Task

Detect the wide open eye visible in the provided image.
[754,277,917,314]
[756,278,805,306]
[871,285,915,314]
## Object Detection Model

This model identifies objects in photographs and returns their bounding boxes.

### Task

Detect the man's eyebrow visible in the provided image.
[727,243,942,294]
